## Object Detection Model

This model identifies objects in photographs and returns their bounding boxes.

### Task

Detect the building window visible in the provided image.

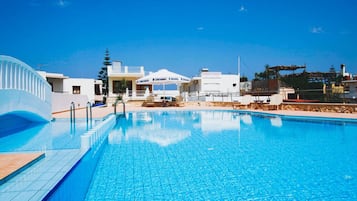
[113,80,132,94]
[113,81,121,94]
[72,86,81,94]
[95,84,101,95]
[137,84,151,91]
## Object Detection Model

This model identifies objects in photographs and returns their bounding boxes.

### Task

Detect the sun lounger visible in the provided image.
[142,95,156,107]
[142,95,185,107]
[233,95,253,109]
[263,94,283,110]
[172,96,185,107]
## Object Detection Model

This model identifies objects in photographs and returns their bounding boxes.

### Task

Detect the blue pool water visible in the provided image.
[48,111,357,200]
[0,118,99,152]
[0,116,106,201]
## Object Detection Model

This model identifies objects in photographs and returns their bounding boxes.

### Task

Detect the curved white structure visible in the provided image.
[0,55,52,122]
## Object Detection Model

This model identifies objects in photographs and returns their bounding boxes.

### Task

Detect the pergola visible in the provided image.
[268,65,306,72]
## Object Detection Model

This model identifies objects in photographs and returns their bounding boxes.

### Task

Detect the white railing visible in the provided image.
[81,114,116,152]
[186,91,242,102]
[110,66,144,74]
[126,89,147,97]
[0,55,52,107]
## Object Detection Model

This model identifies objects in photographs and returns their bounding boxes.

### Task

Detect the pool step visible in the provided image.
[0,152,45,185]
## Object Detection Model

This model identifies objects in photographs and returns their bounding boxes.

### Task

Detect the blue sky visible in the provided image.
[1,0,356,79]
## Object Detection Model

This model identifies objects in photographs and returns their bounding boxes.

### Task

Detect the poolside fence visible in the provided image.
[80,114,116,152]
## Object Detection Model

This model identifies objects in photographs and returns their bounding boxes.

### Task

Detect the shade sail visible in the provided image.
[136,69,190,85]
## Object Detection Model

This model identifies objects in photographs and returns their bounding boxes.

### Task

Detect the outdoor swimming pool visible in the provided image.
[47,110,357,200]
[0,116,109,201]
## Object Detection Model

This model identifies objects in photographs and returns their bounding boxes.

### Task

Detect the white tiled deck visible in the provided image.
[0,149,86,201]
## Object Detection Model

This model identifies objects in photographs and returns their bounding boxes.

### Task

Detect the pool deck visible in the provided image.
[0,152,45,185]
[0,149,86,201]
[53,102,357,119]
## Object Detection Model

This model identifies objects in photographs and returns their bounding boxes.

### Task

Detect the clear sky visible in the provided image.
[1,0,356,79]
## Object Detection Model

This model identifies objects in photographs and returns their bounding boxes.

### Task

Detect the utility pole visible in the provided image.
[237,56,241,96]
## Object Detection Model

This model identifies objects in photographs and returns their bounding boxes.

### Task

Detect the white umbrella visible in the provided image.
[136,69,190,98]
[136,69,190,85]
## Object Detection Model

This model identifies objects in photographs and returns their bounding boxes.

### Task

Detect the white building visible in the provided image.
[240,81,252,94]
[106,61,146,103]
[37,71,103,113]
[182,68,240,102]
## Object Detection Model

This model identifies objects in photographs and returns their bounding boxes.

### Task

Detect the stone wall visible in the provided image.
[281,103,357,113]
[208,101,357,114]
[131,100,357,114]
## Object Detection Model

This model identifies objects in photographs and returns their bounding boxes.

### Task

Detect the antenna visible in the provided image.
[237,56,241,95]
[238,56,241,76]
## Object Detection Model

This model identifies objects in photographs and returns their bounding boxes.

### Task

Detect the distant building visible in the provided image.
[240,81,252,94]
[340,64,352,79]
[342,80,357,103]
[38,71,102,112]
[181,68,240,102]
[106,61,146,103]
[251,64,357,102]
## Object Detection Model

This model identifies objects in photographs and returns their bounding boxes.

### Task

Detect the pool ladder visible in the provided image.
[114,99,125,116]
[86,102,93,128]
[70,102,93,126]
[69,102,76,133]
[70,102,76,123]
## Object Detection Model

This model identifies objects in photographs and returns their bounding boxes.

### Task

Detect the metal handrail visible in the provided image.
[70,102,76,123]
[86,102,92,121]
[86,102,92,127]
[114,99,125,115]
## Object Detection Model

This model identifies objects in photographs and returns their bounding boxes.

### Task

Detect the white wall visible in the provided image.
[50,78,96,113]
[0,90,52,121]
[52,92,88,113]
[199,73,240,94]
[200,72,222,93]
[220,74,240,94]
[240,81,252,92]
[63,78,96,103]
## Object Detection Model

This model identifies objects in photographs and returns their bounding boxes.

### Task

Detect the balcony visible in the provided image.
[108,65,144,77]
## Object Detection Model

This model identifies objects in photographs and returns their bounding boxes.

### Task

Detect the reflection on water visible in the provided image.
[107,111,292,148]
[109,111,248,146]
[0,119,96,152]
[108,111,294,148]
[108,112,191,146]
[197,111,241,133]
[109,127,191,147]
[241,114,253,125]
[270,116,283,127]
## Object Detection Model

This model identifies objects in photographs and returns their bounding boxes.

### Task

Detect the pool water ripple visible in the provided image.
[56,111,357,200]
